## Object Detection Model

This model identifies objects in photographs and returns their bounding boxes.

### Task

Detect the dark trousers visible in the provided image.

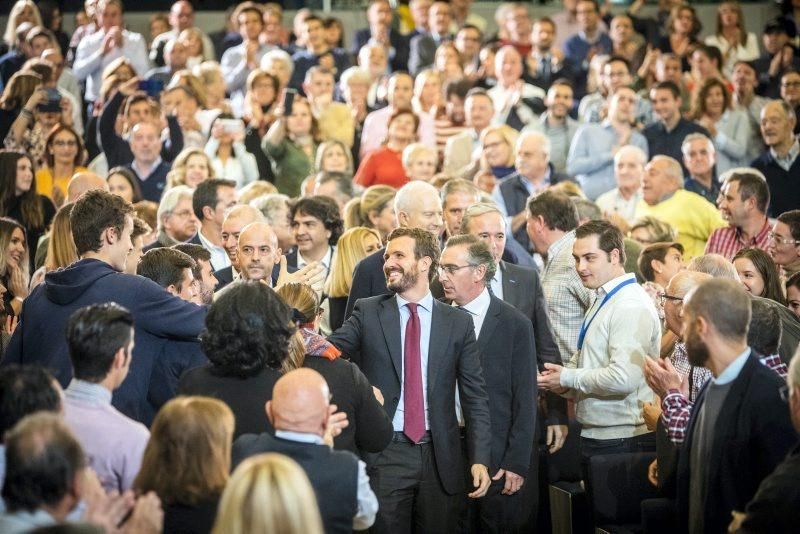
[368,433,461,533]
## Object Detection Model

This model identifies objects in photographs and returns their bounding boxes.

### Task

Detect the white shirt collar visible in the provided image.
[275,429,325,445]
[298,245,334,270]
[456,287,492,317]
[396,291,434,313]
[596,272,636,298]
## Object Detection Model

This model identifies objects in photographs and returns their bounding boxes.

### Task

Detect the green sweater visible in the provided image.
[262,137,316,197]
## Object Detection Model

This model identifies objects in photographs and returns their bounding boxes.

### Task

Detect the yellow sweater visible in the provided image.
[635,189,727,259]
[36,166,88,206]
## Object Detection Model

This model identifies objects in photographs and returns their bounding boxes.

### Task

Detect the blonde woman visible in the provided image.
[343,185,397,241]
[193,61,230,113]
[31,203,77,289]
[213,454,323,534]
[402,143,438,183]
[166,147,215,189]
[475,125,519,181]
[2,1,42,54]
[135,396,234,534]
[324,228,382,331]
[315,139,353,175]
[704,1,759,77]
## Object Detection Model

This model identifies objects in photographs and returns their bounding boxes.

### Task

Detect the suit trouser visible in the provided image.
[367,432,461,534]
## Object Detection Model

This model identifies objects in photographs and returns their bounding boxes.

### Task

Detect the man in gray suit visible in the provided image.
[329,227,492,533]
[409,0,454,75]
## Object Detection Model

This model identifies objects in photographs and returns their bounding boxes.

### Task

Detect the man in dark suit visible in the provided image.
[351,0,409,73]
[345,181,444,319]
[438,234,536,530]
[232,368,378,533]
[527,17,584,97]
[408,0,454,75]
[192,178,237,271]
[493,131,568,254]
[675,279,796,534]
[329,227,492,533]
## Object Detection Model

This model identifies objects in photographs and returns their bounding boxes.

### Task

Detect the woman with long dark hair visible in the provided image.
[36,124,88,207]
[733,247,787,306]
[0,217,30,317]
[0,150,55,273]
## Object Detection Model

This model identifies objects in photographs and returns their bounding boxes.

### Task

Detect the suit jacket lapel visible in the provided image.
[379,297,403,382]
[477,297,501,359]
[427,300,451,393]
[501,262,520,308]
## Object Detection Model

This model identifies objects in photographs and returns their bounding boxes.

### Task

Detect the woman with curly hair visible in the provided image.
[178,281,294,439]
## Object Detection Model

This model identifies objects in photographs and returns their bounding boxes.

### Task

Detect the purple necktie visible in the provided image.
[403,303,425,443]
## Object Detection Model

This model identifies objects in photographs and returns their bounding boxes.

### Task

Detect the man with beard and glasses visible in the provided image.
[328,227,492,533]
[665,278,795,534]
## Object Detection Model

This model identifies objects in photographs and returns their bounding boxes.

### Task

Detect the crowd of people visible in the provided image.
[1,0,800,532]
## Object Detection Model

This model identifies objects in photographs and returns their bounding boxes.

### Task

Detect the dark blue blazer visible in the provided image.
[3,259,205,424]
[344,247,387,319]
[676,353,796,534]
[351,28,410,73]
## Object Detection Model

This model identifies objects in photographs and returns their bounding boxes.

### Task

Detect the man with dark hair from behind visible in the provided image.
[173,243,218,306]
[3,189,206,425]
[0,366,62,500]
[136,248,208,413]
[62,303,150,494]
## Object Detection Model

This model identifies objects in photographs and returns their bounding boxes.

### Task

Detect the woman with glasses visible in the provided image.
[36,124,87,207]
[768,212,800,279]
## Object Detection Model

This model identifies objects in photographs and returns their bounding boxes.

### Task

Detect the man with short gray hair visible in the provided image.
[636,156,727,258]
[440,179,481,239]
[681,133,720,204]
[595,144,646,224]
[144,185,198,252]
[250,193,295,252]
[438,234,536,529]
[494,130,567,254]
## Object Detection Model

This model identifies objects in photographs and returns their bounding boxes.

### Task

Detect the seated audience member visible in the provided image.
[0,365,62,486]
[262,96,318,198]
[72,0,150,105]
[567,87,649,200]
[638,241,685,292]
[304,67,354,148]
[3,190,205,424]
[523,80,579,175]
[681,133,720,204]
[314,172,354,217]
[36,124,88,207]
[343,185,397,243]
[644,81,710,173]
[149,1,214,67]
[703,2,758,77]
[145,37,187,87]
[289,15,350,89]
[667,279,796,533]
[488,45,545,130]
[360,72,437,158]
[596,144,646,225]
[166,147,213,190]
[214,204,265,290]
[769,210,800,279]
[635,156,727,258]
[733,247,787,305]
[578,56,651,125]
[444,89,495,176]
[408,0,454,75]
[787,272,800,318]
[126,120,173,202]
[402,143,438,184]
[250,193,295,251]
[472,125,519,182]
[752,18,799,99]
[135,396,233,534]
[733,347,800,532]
[107,167,143,204]
[354,108,418,189]
[351,0,410,73]
[276,282,393,454]
[213,453,323,534]
[326,228,383,332]
[237,181,279,204]
[528,18,582,95]
[495,131,567,253]
[62,303,149,494]
[781,71,800,133]
[232,368,378,533]
[344,180,443,318]
[629,215,678,246]
[752,100,799,217]
[692,78,751,175]
[706,170,772,260]
[564,0,612,71]
[192,178,236,271]
[173,243,218,306]
[143,185,198,251]
[220,2,272,102]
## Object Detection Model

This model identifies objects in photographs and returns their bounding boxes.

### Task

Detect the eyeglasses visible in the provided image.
[170,210,195,218]
[768,232,800,246]
[437,264,477,276]
[781,81,800,88]
[658,293,683,306]
[780,384,790,403]
[52,140,77,147]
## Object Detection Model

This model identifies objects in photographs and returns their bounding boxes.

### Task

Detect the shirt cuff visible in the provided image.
[559,367,576,389]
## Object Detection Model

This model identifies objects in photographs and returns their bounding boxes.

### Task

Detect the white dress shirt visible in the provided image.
[490,268,504,301]
[197,229,230,271]
[73,28,150,102]
[393,292,434,432]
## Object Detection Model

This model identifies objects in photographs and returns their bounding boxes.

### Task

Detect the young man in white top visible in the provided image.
[537,220,661,489]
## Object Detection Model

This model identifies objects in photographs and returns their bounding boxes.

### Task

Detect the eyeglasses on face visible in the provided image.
[437,264,477,276]
[658,293,684,306]
[768,232,800,246]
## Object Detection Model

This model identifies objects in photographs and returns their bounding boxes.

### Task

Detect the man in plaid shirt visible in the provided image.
[704,171,772,260]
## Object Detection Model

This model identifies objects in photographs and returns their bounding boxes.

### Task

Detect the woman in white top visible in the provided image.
[205,115,259,189]
[692,78,751,175]
[704,2,759,78]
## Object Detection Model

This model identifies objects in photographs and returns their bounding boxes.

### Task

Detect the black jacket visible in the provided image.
[676,353,796,534]
[344,247,387,320]
[329,293,492,494]
[739,441,800,533]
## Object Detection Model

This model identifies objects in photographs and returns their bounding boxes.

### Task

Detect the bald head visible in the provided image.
[237,222,281,282]
[267,368,330,436]
[663,271,712,336]
[68,172,109,203]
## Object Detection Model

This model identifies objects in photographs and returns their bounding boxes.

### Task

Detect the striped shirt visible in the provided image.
[540,230,594,363]
[704,219,771,261]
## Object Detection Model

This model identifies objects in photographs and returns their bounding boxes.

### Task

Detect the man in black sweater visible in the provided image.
[751,100,799,217]
[232,368,378,534]
[125,121,173,202]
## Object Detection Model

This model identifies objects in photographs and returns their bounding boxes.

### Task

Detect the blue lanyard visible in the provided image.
[577,278,636,350]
